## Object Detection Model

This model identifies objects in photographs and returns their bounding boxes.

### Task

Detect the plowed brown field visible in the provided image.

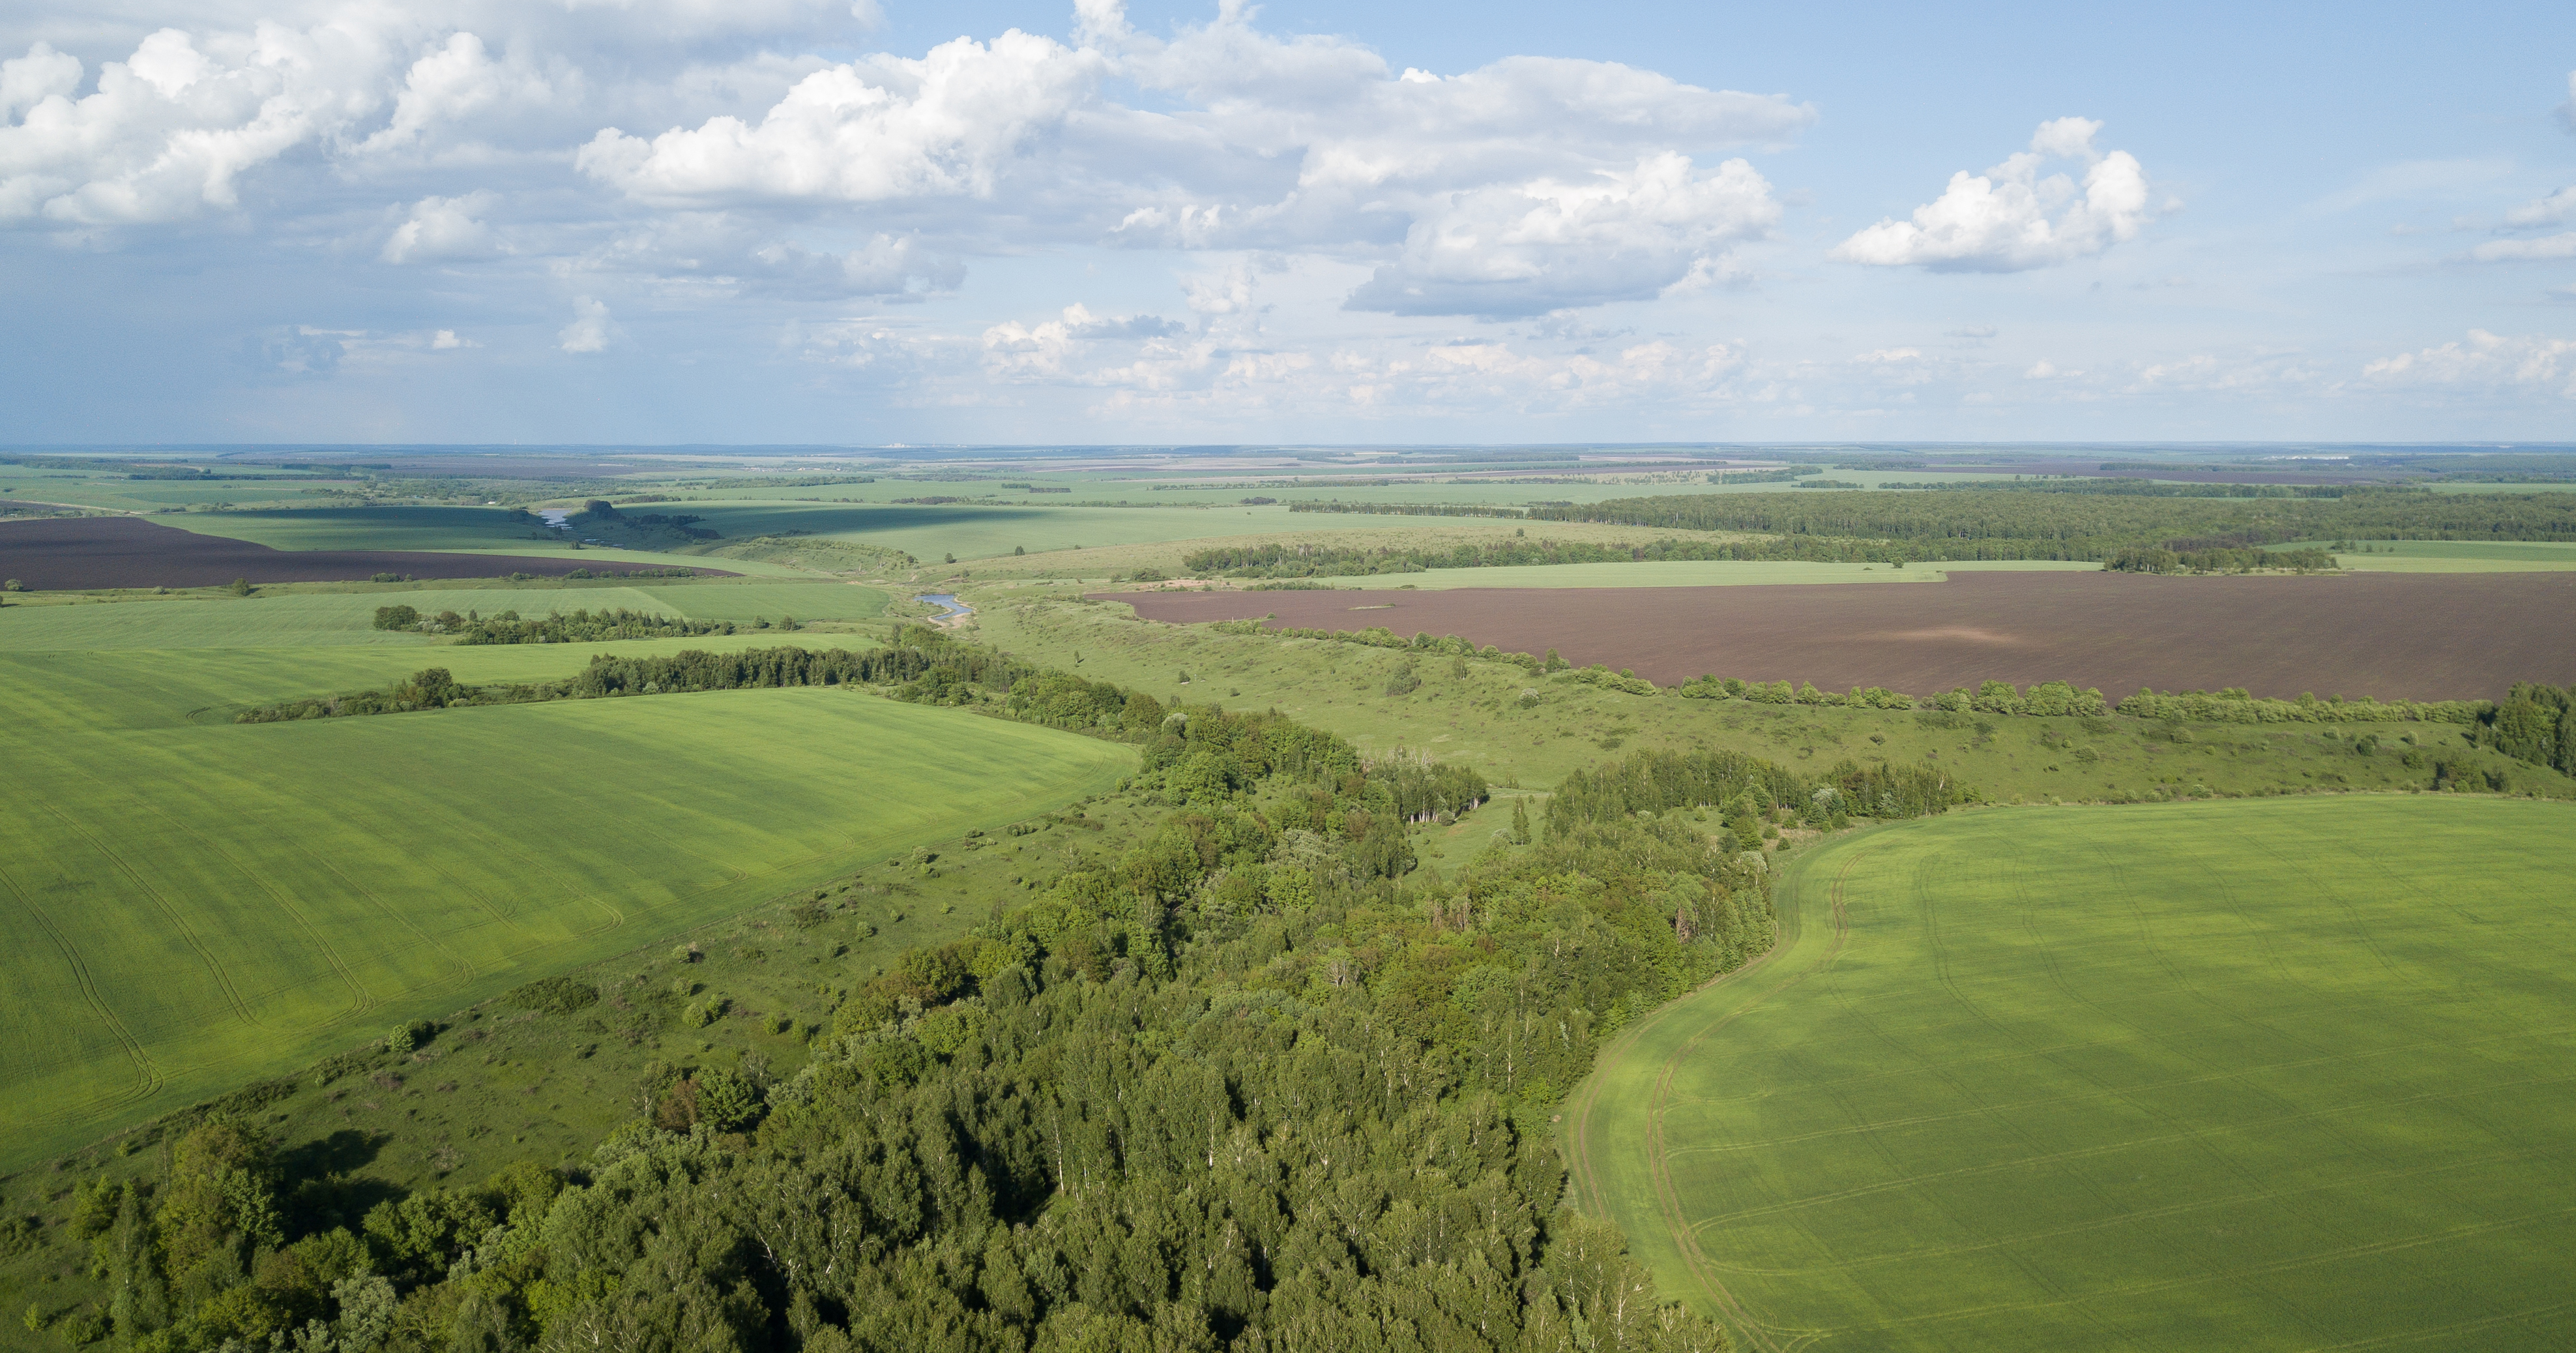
[0,516,729,590]
[1107,570,2576,701]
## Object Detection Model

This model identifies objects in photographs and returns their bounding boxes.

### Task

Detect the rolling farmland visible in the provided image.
[0,637,1130,1165]
[1569,797,2576,1352]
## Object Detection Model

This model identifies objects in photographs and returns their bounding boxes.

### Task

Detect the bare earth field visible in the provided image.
[0,516,732,589]
[1109,569,2576,700]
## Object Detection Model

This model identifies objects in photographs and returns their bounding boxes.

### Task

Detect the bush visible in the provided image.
[501,976,598,1015]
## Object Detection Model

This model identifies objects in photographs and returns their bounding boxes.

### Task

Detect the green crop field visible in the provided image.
[1568,796,2576,1352]
[0,582,885,650]
[2312,540,2576,572]
[0,631,1131,1166]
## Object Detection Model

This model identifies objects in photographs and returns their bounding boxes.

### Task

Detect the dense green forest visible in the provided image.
[74,659,1811,1353]
[1183,535,2337,579]
[1520,488,2576,559]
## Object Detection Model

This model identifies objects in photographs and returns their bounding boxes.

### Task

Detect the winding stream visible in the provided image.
[916,593,973,624]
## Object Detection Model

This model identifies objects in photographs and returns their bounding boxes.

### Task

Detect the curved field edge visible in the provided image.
[0,692,1132,1170]
[1560,816,1860,1348]
[1564,795,2576,1352]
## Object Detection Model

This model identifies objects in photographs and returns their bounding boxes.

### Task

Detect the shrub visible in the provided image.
[502,976,598,1015]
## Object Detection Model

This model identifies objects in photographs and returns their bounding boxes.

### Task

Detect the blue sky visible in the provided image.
[2,0,2571,444]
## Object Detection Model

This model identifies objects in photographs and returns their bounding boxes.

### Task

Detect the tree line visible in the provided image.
[1520,487,2576,559]
[240,634,1025,722]
[86,660,1845,1353]
[1549,745,1968,838]
[2104,545,2337,574]
[373,606,749,644]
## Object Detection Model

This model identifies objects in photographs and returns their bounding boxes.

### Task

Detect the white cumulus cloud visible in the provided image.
[381,191,497,263]
[1834,117,2156,272]
[1343,153,1778,317]
[558,295,615,353]
[357,31,568,158]
[576,31,1109,205]
[578,1,1810,314]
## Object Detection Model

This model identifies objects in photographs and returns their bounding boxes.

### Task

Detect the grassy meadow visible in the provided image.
[0,622,1130,1166]
[1567,796,2576,1352]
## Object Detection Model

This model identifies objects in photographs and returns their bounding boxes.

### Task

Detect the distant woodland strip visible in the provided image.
[1527,487,2576,556]
[1274,488,2576,558]
[1186,536,2334,578]
[239,638,982,722]
[372,604,752,644]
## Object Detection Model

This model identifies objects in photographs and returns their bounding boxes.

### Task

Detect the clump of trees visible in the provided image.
[372,605,738,644]
[2480,681,2576,774]
[1550,745,1968,829]
[2105,545,2336,573]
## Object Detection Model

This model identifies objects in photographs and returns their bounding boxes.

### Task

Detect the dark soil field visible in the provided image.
[1109,570,2576,700]
[0,516,729,589]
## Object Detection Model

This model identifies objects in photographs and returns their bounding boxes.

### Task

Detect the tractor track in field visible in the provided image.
[1,870,166,1118]
[145,792,377,1022]
[35,798,265,1032]
[1566,843,1868,1353]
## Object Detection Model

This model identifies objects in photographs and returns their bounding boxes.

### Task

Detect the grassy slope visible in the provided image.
[0,629,1130,1166]
[1565,797,2576,1352]
[0,784,1178,1350]
[963,587,2568,804]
